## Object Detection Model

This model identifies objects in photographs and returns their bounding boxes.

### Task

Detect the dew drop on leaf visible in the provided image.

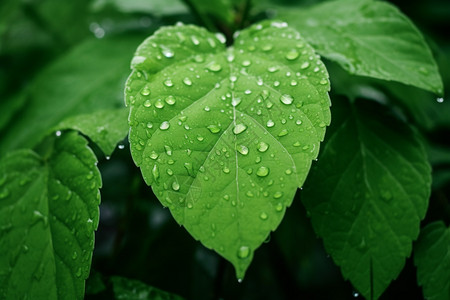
[233,124,247,135]
[159,121,170,130]
[237,145,249,155]
[280,94,293,105]
[300,62,310,69]
[257,141,269,152]
[237,246,250,259]
[165,95,176,105]
[285,50,299,60]
[256,166,269,177]
[207,124,221,133]
[266,120,275,128]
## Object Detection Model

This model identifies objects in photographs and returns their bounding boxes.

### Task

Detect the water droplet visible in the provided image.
[273,81,280,87]
[262,44,273,51]
[172,181,180,191]
[242,60,251,67]
[230,75,237,82]
[155,99,164,108]
[266,120,275,128]
[161,47,174,58]
[140,87,150,96]
[246,191,254,197]
[150,151,159,160]
[437,97,444,103]
[256,166,269,177]
[207,124,220,133]
[257,141,269,152]
[146,122,153,129]
[55,130,62,137]
[204,106,211,112]
[222,167,230,174]
[260,212,268,220]
[184,162,194,176]
[152,164,159,182]
[285,50,299,60]
[165,96,176,105]
[0,188,10,199]
[197,135,204,142]
[72,251,78,260]
[75,267,82,278]
[207,62,222,72]
[232,97,241,107]
[237,145,249,155]
[164,79,173,87]
[275,203,283,212]
[319,78,328,85]
[237,246,250,259]
[300,62,310,69]
[233,123,247,135]
[296,120,302,125]
[278,129,288,137]
[280,94,293,105]
[223,194,230,200]
[183,77,192,86]
[319,122,326,128]
[274,191,283,198]
[352,291,360,298]
[160,121,170,130]
[268,66,278,73]
[191,35,200,45]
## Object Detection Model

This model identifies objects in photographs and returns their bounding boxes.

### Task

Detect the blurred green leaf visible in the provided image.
[275,0,443,94]
[302,98,431,299]
[0,34,145,155]
[111,276,185,300]
[0,132,101,299]
[91,0,189,16]
[414,221,450,300]
[126,21,330,279]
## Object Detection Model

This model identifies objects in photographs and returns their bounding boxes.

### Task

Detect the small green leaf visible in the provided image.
[302,98,431,299]
[55,108,129,156]
[276,0,443,94]
[0,132,101,299]
[0,35,145,155]
[111,276,185,300]
[414,221,450,300]
[126,21,331,278]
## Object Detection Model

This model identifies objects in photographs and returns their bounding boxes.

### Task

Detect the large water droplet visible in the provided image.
[257,141,269,152]
[152,164,160,182]
[232,97,241,107]
[233,123,247,135]
[259,212,268,220]
[256,166,269,177]
[160,121,170,130]
[172,181,180,191]
[207,124,221,133]
[300,62,310,69]
[285,50,299,60]
[161,47,174,58]
[266,120,275,128]
[237,246,250,259]
[140,87,150,96]
[184,162,194,176]
[165,95,176,105]
[223,167,230,174]
[280,94,293,105]
[164,79,173,87]
[191,35,200,45]
[183,77,193,86]
[207,62,222,72]
[237,145,249,155]
[273,191,283,199]
[278,129,288,137]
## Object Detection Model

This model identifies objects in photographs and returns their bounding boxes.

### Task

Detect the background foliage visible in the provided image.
[0,0,449,299]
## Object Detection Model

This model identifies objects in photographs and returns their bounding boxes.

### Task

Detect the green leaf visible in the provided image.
[0,131,101,299]
[91,0,189,16]
[414,221,450,300]
[55,108,129,157]
[111,276,185,300]
[0,35,145,155]
[276,0,443,94]
[126,21,331,278]
[302,98,431,299]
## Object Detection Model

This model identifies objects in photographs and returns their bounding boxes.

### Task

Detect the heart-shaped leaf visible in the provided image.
[125,21,330,278]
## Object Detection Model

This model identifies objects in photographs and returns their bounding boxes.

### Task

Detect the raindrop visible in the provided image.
[160,121,170,130]
[165,96,176,105]
[207,124,221,133]
[164,145,172,156]
[164,79,173,87]
[242,60,251,67]
[300,62,310,69]
[191,35,200,45]
[183,77,193,86]
[256,166,269,177]
[55,131,62,137]
[172,181,180,191]
[262,44,273,51]
[268,66,278,73]
[237,246,250,259]
[266,120,275,128]
[204,106,211,112]
[319,78,328,85]
[233,123,247,135]
[232,98,242,107]
[140,87,150,96]
[278,129,288,137]
[285,50,299,60]
[273,191,283,199]
[246,191,254,197]
[146,122,153,129]
[152,164,160,182]
[437,97,444,103]
[118,144,125,150]
[184,162,194,176]
[237,145,249,155]
[150,151,159,160]
[207,62,222,72]
[280,94,293,105]
[275,203,283,212]
[259,212,268,220]
[155,99,164,108]
[257,141,269,152]
[223,167,230,174]
[161,47,174,58]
